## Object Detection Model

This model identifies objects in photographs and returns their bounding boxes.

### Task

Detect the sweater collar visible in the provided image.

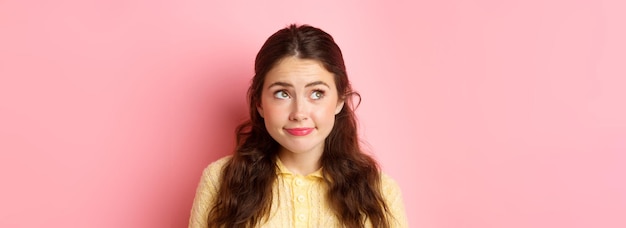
[275,157,324,178]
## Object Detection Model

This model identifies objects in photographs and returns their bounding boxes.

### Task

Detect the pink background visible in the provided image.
[1,0,625,227]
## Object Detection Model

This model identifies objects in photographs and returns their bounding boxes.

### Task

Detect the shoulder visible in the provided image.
[379,172,409,227]
[380,172,401,192]
[379,172,405,211]
[193,156,232,203]
[201,155,232,178]
[205,155,232,170]
[189,156,233,228]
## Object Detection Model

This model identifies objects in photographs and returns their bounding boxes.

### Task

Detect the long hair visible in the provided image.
[207,24,391,228]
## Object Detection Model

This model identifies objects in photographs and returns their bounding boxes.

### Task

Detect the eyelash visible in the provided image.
[272,89,326,100]
[311,90,325,99]
[274,90,290,99]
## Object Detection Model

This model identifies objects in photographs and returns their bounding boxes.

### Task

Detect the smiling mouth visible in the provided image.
[284,128,314,136]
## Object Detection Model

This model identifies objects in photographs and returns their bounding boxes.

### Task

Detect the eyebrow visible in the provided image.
[267,81,331,89]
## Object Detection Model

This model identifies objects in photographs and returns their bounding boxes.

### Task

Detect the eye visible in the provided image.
[273,90,290,99]
[310,90,325,100]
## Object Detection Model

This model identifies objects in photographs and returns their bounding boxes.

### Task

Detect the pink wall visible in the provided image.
[1,0,625,227]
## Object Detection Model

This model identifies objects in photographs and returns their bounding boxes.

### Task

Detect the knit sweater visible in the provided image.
[189,156,408,227]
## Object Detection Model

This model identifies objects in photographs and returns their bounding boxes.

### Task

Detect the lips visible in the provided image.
[284,127,314,136]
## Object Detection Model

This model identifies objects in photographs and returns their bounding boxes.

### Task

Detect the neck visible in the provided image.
[277,147,323,176]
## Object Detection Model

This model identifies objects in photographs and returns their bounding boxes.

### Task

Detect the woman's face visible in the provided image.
[258,57,344,156]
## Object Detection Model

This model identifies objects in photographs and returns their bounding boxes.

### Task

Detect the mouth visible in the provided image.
[284,127,314,136]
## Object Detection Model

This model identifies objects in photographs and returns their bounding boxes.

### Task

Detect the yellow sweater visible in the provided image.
[188,156,408,227]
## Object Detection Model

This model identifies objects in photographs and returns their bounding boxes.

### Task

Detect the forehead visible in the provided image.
[264,57,335,86]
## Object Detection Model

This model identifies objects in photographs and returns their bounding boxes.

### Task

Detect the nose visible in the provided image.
[289,98,309,121]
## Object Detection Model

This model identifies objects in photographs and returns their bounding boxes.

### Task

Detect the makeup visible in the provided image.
[284,128,314,136]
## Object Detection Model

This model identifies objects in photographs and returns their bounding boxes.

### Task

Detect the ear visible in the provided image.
[335,100,345,115]
[257,104,264,118]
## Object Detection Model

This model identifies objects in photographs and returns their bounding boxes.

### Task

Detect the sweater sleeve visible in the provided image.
[188,156,230,228]
[381,173,409,228]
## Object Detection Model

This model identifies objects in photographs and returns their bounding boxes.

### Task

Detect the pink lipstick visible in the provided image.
[285,128,314,136]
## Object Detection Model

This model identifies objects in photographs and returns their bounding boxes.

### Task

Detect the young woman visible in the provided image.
[189,24,408,228]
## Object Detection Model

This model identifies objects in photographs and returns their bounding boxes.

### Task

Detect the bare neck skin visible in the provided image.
[277,146,323,176]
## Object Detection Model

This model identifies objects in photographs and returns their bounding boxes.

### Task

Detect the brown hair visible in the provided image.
[207,24,391,228]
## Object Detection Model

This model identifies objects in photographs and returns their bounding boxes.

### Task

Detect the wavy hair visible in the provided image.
[207,24,390,228]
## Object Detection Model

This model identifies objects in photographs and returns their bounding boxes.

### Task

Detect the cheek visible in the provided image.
[261,103,288,122]
[312,103,339,123]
